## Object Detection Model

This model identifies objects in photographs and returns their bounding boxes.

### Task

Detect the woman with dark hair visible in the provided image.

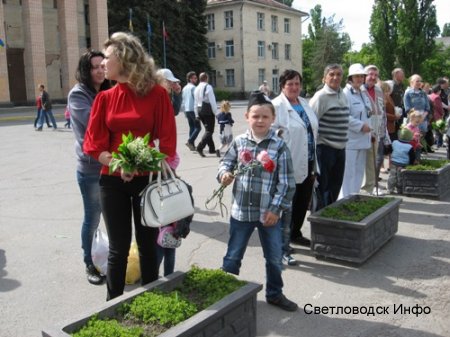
[272,69,319,262]
[68,50,111,285]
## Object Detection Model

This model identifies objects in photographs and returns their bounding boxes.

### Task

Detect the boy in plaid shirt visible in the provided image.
[218,91,297,311]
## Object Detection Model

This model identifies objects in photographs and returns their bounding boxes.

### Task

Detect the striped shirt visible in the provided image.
[217,129,295,222]
[310,84,350,149]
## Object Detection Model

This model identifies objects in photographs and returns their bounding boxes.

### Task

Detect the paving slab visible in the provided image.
[0,105,449,337]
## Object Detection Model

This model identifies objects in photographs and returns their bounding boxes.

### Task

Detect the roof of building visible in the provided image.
[207,0,308,16]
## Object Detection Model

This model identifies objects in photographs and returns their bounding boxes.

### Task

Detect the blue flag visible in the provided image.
[0,38,5,47]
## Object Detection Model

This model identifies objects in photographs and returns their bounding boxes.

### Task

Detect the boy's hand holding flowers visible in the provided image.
[206,149,276,216]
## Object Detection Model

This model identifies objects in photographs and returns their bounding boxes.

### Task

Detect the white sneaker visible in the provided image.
[282,254,297,266]
[371,188,386,196]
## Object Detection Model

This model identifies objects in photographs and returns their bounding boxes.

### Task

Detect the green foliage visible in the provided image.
[109,132,166,174]
[125,291,197,326]
[420,44,450,83]
[320,197,393,222]
[443,23,450,37]
[72,267,246,336]
[369,0,440,77]
[182,266,246,309]
[302,5,351,93]
[406,159,450,171]
[107,0,210,84]
[214,89,233,102]
[72,315,143,337]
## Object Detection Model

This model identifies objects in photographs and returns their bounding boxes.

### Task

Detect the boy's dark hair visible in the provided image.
[75,50,111,93]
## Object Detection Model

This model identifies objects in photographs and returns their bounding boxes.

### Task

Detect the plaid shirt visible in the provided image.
[217,129,295,222]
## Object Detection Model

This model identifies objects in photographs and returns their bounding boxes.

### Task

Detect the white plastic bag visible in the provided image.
[91,229,109,276]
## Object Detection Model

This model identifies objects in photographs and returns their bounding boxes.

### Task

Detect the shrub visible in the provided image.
[406,159,450,171]
[320,197,393,222]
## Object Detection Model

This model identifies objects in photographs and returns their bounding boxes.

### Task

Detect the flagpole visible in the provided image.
[162,21,167,68]
[129,8,133,32]
[146,14,152,55]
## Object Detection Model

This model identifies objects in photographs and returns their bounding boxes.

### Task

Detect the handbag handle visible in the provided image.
[148,160,177,184]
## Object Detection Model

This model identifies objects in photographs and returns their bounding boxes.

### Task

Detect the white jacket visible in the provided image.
[272,93,319,184]
[343,83,372,150]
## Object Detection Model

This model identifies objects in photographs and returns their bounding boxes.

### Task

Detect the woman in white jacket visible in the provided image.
[272,69,319,256]
[340,64,372,198]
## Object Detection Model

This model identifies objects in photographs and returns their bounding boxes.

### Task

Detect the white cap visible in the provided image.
[347,63,367,78]
[157,68,180,82]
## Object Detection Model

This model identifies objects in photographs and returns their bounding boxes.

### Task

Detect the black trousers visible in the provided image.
[99,175,158,300]
[290,161,315,239]
[197,103,216,152]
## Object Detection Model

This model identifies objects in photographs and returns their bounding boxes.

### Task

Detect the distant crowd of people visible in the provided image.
[33,31,450,313]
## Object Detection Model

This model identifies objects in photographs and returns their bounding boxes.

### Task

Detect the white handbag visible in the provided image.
[140,160,194,227]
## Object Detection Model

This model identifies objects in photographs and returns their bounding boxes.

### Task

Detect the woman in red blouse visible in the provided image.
[83,32,177,300]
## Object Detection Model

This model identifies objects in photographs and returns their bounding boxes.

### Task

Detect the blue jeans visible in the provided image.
[156,246,175,276]
[37,109,57,129]
[77,171,102,267]
[222,217,283,300]
[184,111,201,145]
[316,144,345,209]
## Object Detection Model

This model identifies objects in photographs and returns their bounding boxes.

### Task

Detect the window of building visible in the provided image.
[225,11,233,29]
[257,41,265,58]
[210,70,217,87]
[284,18,290,33]
[207,14,215,31]
[285,44,291,60]
[208,42,216,59]
[258,69,265,85]
[225,69,235,87]
[272,69,279,95]
[257,12,265,30]
[225,40,234,57]
[271,42,279,59]
[271,15,278,33]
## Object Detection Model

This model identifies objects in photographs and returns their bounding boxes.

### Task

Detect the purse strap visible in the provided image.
[148,160,176,185]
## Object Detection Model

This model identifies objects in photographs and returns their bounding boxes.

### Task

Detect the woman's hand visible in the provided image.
[120,168,137,182]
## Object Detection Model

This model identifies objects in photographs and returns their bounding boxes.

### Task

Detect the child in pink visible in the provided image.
[406,109,424,163]
[64,106,71,129]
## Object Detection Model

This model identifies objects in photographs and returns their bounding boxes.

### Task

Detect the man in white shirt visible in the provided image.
[194,72,218,157]
[259,80,271,97]
[181,71,201,151]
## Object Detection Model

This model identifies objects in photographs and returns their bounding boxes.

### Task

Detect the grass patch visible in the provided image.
[72,267,246,337]
[320,197,393,222]
[406,159,450,171]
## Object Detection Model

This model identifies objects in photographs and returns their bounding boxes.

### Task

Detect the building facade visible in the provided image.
[0,0,108,105]
[205,0,307,96]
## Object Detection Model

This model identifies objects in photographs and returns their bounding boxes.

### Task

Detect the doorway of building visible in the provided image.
[6,48,27,104]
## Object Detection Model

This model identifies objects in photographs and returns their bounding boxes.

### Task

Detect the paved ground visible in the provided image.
[0,105,449,337]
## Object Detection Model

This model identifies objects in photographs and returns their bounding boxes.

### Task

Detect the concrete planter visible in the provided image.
[307,194,402,264]
[42,271,262,337]
[401,163,450,200]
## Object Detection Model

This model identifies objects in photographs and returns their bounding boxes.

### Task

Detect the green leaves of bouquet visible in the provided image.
[432,119,446,132]
[109,132,166,174]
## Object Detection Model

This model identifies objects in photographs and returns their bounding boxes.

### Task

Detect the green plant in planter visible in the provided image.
[320,197,393,222]
[406,159,450,171]
[72,267,246,337]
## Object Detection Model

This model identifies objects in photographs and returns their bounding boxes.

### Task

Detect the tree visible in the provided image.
[302,5,351,93]
[442,23,450,36]
[369,0,440,78]
[107,0,210,84]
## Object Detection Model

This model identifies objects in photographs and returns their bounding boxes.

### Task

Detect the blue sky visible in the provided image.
[292,0,449,51]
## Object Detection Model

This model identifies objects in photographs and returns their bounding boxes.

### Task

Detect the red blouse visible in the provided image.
[83,83,177,176]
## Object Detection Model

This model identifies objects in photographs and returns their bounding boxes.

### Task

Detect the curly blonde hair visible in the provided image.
[104,32,157,96]
[220,100,231,113]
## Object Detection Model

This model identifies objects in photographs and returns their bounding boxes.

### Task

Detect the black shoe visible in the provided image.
[86,265,105,285]
[35,127,42,131]
[291,236,311,247]
[197,149,206,157]
[267,294,298,311]
[208,149,217,154]
[282,254,297,266]
[216,150,221,157]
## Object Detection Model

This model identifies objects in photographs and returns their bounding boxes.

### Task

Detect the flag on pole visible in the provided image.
[129,8,134,32]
